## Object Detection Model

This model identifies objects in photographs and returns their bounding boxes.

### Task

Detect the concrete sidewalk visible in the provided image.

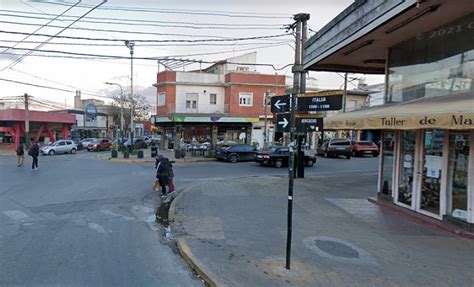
[97,148,216,164]
[170,174,474,287]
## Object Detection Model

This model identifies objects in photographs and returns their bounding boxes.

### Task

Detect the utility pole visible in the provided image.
[343,72,348,113]
[263,89,269,150]
[125,40,135,147]
[285,12,310,270]
[24,93,30,149]
[105,82,124,144]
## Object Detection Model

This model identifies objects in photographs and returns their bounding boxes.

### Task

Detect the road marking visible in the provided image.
[3,210,28,221]
[88,222,106,234]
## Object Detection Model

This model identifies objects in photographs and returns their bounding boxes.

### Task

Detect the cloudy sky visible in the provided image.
[0,0,384,110]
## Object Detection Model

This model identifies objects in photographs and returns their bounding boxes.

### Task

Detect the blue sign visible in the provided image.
[84,103,97,125]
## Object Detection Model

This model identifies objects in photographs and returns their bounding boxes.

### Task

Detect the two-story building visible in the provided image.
[304,0,473,228]
[153,53,286,150]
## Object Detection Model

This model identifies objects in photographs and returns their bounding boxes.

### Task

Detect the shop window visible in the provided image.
[398,131,416,207]
[380,132,396,196]
[239,93,253,106]
[420,129,444,215]
[447,132,470,221]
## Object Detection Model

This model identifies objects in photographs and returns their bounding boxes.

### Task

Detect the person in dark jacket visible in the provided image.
[155,155,170,198]
[29,141,39,170]
[16,142,25,166]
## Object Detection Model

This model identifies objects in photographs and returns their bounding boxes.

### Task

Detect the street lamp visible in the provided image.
[105,82,124,144]
[124,40,135,147]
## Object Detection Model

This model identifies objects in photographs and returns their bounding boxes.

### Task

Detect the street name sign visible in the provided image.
[276,113,291,132]
[295,115,323,133]
[297,92,343,112]
[270,95,291,113]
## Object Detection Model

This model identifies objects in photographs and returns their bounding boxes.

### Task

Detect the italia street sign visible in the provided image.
[270,95,290,113]
[276,113,291,132]
[297,92,343,112]
[295,115,323,133]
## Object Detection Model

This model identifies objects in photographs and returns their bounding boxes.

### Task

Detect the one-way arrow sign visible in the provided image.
[276,113,291,132]
[271,95,290,113]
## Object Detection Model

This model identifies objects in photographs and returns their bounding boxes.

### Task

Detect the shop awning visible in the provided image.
[324,93,474,130]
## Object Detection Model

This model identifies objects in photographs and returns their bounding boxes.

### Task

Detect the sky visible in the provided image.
[0,0,384,110]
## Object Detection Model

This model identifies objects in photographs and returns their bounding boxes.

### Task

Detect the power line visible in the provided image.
[0,20,282,38]
[0,10,285,29]
[0,0,108,72]
[0,30,292,43]
[35,1,291,19]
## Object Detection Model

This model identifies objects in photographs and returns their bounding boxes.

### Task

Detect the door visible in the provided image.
[396,131,417,208]
[185,93,198,113]
[417,129,445,218]
[57,141,67,154]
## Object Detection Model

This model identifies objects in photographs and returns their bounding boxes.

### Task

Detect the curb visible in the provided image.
[97,155,216,164]
[169,184,224,287]
[368,197,474,240]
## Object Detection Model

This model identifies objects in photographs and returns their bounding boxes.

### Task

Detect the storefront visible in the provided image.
[151,115,258,150]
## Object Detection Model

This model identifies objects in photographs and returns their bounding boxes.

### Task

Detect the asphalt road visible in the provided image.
[0,150,378,286]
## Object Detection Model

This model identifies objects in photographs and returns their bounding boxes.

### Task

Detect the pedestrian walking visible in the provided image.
[29,141,39,171]
[155,155,170,198]
[16,142,25,166]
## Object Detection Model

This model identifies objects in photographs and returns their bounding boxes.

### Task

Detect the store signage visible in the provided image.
[84,103,97,126]
[297,93,343,112]
[271,95,291,113]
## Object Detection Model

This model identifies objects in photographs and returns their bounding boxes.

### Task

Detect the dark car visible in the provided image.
[317,138,352,159]
[351,140,379,157]
[72,139,84,150]
[254,146,316,168]
[215,144,256,163]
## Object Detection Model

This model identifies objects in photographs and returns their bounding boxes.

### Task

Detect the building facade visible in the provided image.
[153,56,286,150]
[304,0,473,227]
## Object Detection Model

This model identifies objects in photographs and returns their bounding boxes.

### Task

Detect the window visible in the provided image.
[185,93,198,111]
[236,66,249,72]
[58,141,65,146]
[239,92,253,106]
[210,93,217,105]
[157,92,165,106]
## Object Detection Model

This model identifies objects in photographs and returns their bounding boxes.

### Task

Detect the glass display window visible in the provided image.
[447,132,470,221]
[380,131,396,196]
[397,131,417,207]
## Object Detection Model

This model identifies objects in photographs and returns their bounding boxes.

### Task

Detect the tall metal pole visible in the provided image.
[263,89,269,150]
[125,40,135,146]
[343,72,348,113]
[24,93,30,149]
[105,82,124,144]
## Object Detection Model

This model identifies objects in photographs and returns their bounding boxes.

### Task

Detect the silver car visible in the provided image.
[40,140,78,155]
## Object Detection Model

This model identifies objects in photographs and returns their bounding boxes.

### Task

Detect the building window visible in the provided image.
[210,93,217,105]
[239,92,253,106]
[157,92,166,106]
[347,100,357,111]
[380,131,396,197]
[237,66,249,72]
[186,93,197,111]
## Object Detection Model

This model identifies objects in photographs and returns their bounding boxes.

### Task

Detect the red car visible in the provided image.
[87,138,112,152]
[351,141,379,157]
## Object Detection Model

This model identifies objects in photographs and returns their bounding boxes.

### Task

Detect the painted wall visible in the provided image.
[175,85,226,114]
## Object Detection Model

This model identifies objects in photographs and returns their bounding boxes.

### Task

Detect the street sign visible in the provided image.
[276,113,291,132]
[297,93,343,112]
[271,95,291,113]
[295,115,323,133]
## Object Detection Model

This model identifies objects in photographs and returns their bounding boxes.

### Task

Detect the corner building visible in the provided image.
[304,0,474,227]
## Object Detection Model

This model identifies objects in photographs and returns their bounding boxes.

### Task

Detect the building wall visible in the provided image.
[156,71,177,115]
[175,85,226,114]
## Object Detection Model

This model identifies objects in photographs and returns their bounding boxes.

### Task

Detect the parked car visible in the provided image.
[254,146,316,168]
[351,140,379,157]
[72,139,84,150]
[123,138,147,149]
[40,140,77,155]
[87,138,112,152]
[316,138,352,159]
[80,138,96,147]
[215,144,257,163]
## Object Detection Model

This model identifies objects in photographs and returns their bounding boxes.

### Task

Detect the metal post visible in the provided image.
[343,72,348,113]
[264,89,269,150]
[125,40,135,147]
[24,93,30,149]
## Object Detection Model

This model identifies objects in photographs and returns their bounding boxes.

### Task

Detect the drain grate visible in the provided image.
[314,239,359,258]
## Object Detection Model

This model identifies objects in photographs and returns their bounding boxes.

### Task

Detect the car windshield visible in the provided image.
[357,141,374,146]
[92,139,101,143]
[331,140,350,146]
[269,147,279,153]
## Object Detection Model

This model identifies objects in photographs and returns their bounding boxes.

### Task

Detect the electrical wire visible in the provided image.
[0,30,292,43]
[34,1,291,19]
[0,10,285,29]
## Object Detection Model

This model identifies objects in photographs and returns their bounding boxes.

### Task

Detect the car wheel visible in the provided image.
[70,148,76,154]
[229,155,238,163]
[274,160,283,168]
[307,160,314,167]
[48,150,55,156]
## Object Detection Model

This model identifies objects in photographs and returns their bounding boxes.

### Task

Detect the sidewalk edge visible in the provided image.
[368,197,474,240]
